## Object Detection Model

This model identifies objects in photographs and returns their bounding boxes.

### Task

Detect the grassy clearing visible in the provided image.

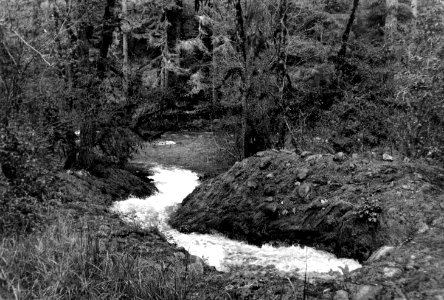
[0,217,202,300]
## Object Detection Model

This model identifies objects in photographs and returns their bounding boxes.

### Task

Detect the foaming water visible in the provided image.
[112,165,361,278]
[154,141,176,146]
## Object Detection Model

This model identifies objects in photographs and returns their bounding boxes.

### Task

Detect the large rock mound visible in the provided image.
[170,150,444,262]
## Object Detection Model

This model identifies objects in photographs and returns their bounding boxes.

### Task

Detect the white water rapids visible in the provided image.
[112,165,361,279]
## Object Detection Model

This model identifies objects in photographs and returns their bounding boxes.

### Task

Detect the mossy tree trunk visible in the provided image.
[161,0,183,92]
[275,0,292,149]
[385,0,398,43]
[98,0,116,78]
[338,0,360,59]
[234,0,249,159]
[122,0,129,100]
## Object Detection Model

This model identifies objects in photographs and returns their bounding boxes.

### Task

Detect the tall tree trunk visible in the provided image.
[161,0,183,92]
[384,0,398,86]
[122,0,129,100]
[98,0,116,77]
[338,0,360,59]
[411,0,418,17]
[385,0,398,44]
[0,26,12,126]
[234,0,248,159]
[161,8,170,91]
[408,0,418,61]
[31,0,42,39]
[275,0,292,149]
[212,53,217,106]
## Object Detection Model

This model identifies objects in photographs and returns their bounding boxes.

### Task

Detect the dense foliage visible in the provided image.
[1,0,443,298]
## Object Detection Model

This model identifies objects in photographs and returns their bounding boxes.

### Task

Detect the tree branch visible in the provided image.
[338,0,360,59]
[11,30,52,67]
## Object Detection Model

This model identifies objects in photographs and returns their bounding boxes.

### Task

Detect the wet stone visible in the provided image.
[264,184,276,196]
[334,290,350,300]
[296,168,310,181]
[259,158,272,170]
[432,216,444,228]
[174,252,186,260]
[417,221,429,233]
[366,246,395,263]
[188,256,204,276]
[383,153,394,161]
[306,154,322,162]
[383,267,402,278]
[247,181,258,190]
[301,151,312,158]
[334,152,346,162]
[298,183,311,198]
[263,202,278,214]
[350,284,383,300]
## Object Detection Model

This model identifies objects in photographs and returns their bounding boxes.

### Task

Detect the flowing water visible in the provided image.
[112,164,361,279]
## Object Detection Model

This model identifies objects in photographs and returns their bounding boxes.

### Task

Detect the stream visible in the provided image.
[112,163,361,279]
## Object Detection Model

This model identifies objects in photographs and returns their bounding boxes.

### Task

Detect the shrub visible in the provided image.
[357,197,382,225]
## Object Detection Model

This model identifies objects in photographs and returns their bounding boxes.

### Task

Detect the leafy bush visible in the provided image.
[357,197,382,224]
[0,123,59,235]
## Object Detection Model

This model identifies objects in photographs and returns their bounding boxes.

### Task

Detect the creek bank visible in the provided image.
[57,163,157,206]
[170,149,444,298]
[59,160,341,299]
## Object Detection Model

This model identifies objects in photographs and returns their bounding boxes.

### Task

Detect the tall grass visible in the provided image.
[0,218,199,299]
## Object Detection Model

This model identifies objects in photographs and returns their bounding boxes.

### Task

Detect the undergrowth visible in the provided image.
[0,217,200,300]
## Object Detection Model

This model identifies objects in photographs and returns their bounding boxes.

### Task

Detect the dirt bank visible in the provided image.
[170,150,444,298]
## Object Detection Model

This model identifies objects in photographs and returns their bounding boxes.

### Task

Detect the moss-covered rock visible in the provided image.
[170,150,444,263]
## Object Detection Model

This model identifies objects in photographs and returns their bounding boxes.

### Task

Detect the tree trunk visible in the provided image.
[276,0,291,148]
[234,0,248,159]
[78,120,95,169]
[411,0,418,18]
[385,0,398,43]
[161,0,183,92]
[122,0,129,100]
[338,0,360,59]
[98,0,116,77]
[0,26,11,126]
[212,53,217,106]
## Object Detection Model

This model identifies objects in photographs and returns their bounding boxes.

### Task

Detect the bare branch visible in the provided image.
[1,41,17,65]
[11,30,53,67]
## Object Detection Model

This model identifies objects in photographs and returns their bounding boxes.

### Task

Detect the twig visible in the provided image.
[11,30,52,67]
[1,41,17,65]
[303,247,308,300]
[210,121,239,160]
[211,131,238,160]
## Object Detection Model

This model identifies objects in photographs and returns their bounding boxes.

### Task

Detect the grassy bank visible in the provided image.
[0,133,337,299]
[0,216,203,299]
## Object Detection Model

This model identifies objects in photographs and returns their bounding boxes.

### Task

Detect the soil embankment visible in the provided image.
[171,150,444,298]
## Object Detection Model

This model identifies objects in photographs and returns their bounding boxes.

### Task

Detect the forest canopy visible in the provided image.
[1,0,443,172]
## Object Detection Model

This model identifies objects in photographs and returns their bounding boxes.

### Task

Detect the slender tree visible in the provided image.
[122,0,129,99]
[411,0,418,17]
[338,0,360,59]
[234,0,249,159]
[98,0,116,77]
[385,0,398,43]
